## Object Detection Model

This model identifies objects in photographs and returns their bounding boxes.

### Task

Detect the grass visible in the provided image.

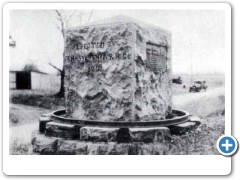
[9,122,37,155]
[9,104,51,126]
[130,113,224,155]
[10,140,33,155]
[10,91,64,110]
[168,115,224,155]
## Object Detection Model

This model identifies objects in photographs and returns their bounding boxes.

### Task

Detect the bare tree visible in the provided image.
[9,35,16,48]
[48,9,93,97]
[23,63,40,72]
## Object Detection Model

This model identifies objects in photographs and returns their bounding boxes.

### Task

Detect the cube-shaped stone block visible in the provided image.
[80,127,118,142]
[64,20,172,122]
[169,121,201,135]
[45,122,79,139]
[31,131,58,155]
[130,127,171,143]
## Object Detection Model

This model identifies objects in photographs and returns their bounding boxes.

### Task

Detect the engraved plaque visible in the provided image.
[146,42,167,72]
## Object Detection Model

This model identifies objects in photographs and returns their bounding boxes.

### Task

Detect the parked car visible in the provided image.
[172,77,182,84]
[189,80,207,92]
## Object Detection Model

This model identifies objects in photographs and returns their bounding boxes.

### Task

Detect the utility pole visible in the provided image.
[190,39,193,85]
[185,11,193,85]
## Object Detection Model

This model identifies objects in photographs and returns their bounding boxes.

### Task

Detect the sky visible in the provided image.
[9,9,225,75]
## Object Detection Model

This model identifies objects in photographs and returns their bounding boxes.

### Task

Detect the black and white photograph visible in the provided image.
[8,6,227,156]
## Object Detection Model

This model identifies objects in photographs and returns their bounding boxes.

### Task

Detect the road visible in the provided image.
[173,87,225,117]
[173,87,225,106]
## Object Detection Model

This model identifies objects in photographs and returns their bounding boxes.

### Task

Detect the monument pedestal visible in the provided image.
[32,113,201,155]
[32,131,172,155]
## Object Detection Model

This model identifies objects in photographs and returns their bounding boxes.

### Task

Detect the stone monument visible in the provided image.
[31,17,200,155]
[64,19,172,122]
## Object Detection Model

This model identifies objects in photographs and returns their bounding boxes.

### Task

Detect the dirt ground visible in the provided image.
[173,87,225,117]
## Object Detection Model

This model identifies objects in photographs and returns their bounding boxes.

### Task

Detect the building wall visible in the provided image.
[9,71,60,91]
[9,71,16,89]
[31,72,60,91]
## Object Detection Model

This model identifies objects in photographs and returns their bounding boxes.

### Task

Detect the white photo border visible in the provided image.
[3,2,231,175]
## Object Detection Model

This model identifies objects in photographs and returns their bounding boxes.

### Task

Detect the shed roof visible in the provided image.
[9,70,48,75]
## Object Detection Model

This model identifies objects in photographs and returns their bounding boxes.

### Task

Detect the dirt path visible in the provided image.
[10,123,38,145]
[173,87,224,105]
[173,87,225,117]
[9,104,51,154]
[10,103,51,126]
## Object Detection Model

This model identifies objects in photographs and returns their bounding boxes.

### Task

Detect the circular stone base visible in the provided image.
[32,113,201,155]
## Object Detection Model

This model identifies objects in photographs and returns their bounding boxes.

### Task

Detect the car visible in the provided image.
[189,80,207,92]
[172,77,183,84]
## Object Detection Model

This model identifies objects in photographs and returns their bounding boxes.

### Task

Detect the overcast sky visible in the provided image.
[9,9,225,75]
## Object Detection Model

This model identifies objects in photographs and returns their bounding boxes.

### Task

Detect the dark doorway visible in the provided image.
[16,72,31,89]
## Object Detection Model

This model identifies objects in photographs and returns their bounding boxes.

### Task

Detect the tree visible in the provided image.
[23,63,40,72]
[48,10,93,97]
[9,35,16,48]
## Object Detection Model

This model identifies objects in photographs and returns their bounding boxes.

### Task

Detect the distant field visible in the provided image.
[174,74,225,87]
[10,89,64,110]
[10,89,59,97]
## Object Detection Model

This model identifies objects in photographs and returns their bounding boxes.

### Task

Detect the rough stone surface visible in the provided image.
[31,131,170,155]
[41,122,173,143]
[130,127,171,143]
[45,122,78,139]
[57,140,88,155]
[75,142,89,155]
[169,121,201,135]
[108,143,130,155]
[39,116,52,133]
[31,131,59,155]
[64,20,172,122]
[136,143,169,155]
[87,143,129,155]
[87,143,115,155]
[80,127,118,142]
[57,140,78,155]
